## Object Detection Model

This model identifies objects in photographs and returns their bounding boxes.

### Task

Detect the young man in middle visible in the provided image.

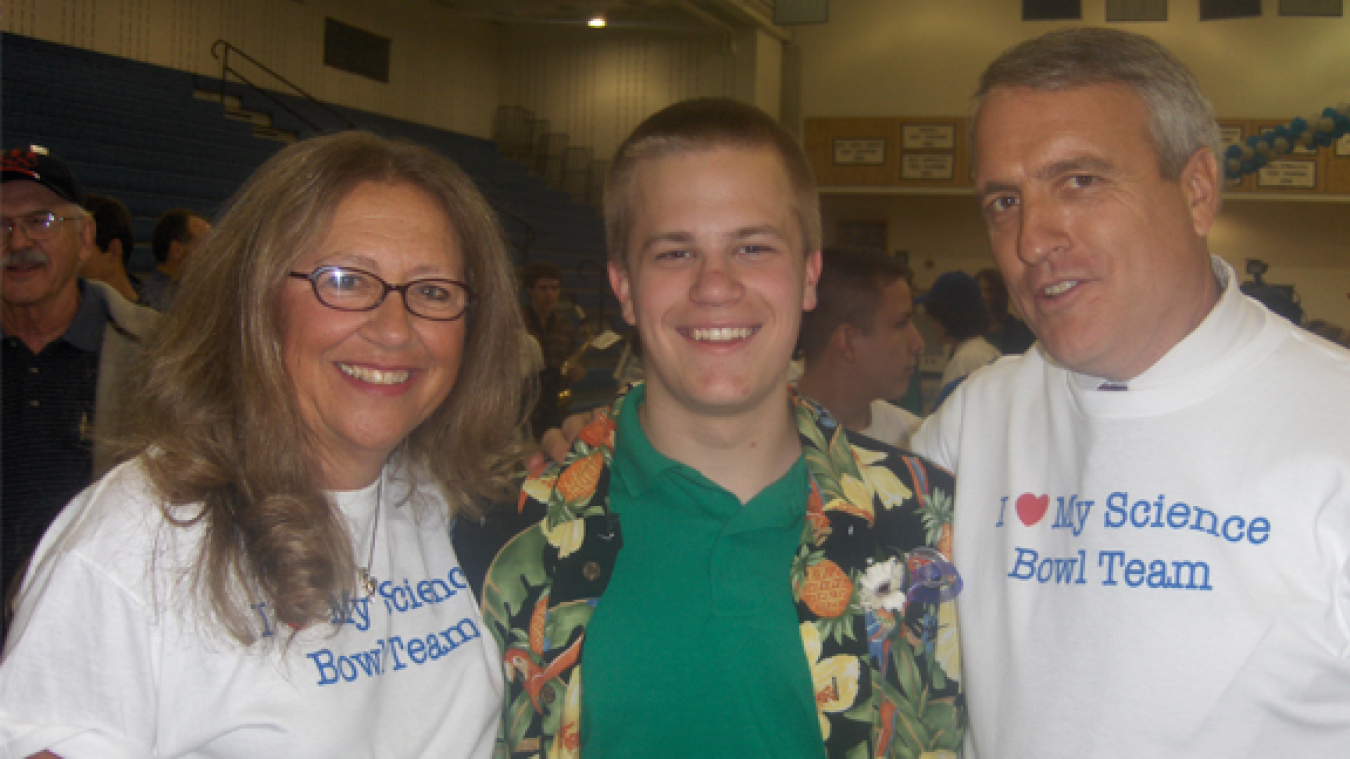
[483,97,964,759]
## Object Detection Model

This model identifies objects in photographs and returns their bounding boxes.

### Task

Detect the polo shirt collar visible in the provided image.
[611,382,683,499]
[0,278,106,352]
[63,279,108,352]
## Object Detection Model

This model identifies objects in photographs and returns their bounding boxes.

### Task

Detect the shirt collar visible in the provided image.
[611,382,683,498]
[63,279,110,352]
[1,279,108,351]
[525,307,555,331]
[1070,255,1251,391]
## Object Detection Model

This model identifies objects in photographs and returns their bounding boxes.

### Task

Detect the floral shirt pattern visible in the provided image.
[482,387,965,758]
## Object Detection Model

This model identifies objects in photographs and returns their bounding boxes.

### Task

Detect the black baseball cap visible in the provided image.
[2,145,87,206]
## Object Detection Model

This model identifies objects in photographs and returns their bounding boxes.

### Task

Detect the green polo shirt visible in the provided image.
[579,385,825,758]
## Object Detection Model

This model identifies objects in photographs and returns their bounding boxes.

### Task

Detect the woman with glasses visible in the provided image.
[0,131,531,757]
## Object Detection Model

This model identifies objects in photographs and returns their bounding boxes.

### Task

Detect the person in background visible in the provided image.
[797,246,925,449]
[80,194,142,305]
[919,270,1000,410]
[521,260,587,434]
[482,97,963,759]
[891,263,926,416]
[522,260,586,385]
[1,147,160,642]
[0,131,529,757]
[140,207,210,311]
[913,27,1350,757]
[975,266,1034,354]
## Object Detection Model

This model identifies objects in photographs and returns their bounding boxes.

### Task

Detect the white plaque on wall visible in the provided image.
[833,138,887,165]
[902,124,955,150]
[901,154,955,180]
[1257,161,1317,188]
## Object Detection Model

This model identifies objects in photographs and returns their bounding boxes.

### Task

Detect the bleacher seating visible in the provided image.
[2,32,623,407]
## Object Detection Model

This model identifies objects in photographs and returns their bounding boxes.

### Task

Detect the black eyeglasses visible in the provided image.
[288,266,474,322]
[1,212,84,247]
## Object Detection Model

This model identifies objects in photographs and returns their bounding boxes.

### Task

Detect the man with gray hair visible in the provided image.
[913,27,1350,756]
[1,146,159,638]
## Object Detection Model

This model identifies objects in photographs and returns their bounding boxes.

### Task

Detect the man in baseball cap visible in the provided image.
[2,145,160,641]
[2,144,88,204]
[3,146,91,317]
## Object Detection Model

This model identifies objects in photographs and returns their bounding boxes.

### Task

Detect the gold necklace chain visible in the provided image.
[359,472,382,597]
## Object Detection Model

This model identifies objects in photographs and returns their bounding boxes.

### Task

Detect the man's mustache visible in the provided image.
[3,248,49,268]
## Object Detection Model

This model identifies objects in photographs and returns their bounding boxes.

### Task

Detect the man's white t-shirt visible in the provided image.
[913,258,1350,758]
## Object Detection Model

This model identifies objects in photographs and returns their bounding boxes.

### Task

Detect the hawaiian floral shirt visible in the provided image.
[482,387,965,758]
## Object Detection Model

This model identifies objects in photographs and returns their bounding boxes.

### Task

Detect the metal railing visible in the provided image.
[496,205,537,263]
[210,40,356,133]
[209,41,539,262]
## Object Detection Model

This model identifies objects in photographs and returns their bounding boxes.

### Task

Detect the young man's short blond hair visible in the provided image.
[603,97,821,267]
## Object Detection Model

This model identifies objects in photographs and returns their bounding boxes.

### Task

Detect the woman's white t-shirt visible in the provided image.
[0,458,502,759]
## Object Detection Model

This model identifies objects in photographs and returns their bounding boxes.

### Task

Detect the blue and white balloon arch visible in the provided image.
[1224,103,1350,179]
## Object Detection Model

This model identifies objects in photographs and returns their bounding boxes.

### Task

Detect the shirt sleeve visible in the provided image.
[911,387,966,475]
[0,544,160,759]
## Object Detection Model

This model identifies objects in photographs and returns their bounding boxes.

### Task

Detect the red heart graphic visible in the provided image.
[1016,493,1049,526]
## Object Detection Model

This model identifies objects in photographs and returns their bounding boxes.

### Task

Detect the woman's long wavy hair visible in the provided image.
[125,131,533,644]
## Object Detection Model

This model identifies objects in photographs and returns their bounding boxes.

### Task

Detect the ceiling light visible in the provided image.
[588,14,607,27]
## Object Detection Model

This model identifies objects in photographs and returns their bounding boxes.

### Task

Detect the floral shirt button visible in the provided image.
[583,561,603,580]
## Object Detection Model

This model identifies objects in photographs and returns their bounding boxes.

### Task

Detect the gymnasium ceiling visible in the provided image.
[430,0,787,37]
